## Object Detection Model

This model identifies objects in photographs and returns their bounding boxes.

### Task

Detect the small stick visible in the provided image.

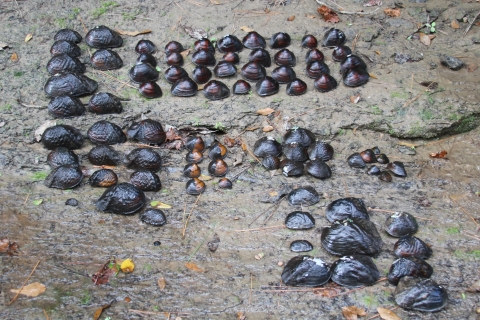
[351,33,359,51]
[43,309,50,320]
[403,81,435,108]
[464,10,480,36]
[449,196,479,226]
[129,309,190,316]
[263,197,284,225]
[464,233,480,241]
[17,100,46,109]
[94,70,136,89]
[182,194,202,238]
[368,306,399,319]
[248,199,283,226]
[23,194,30,206]
[315,0,380,15]
[249,273,253,305]
[234,225,285,232]
[241,139,262,165]
[186,221,218,261]
[8,259,41,305]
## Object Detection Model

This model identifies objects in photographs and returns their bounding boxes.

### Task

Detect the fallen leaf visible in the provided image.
[120,258,135,273]
[0,41,10,50]
[377,307,401,320]
[124,297,131,302]
[35,120,56,142]
[93,304,111,320]
[158,277,167,290]
[419,81,438,89]
[257,108,275,115]
[223,136,237,147]
[417,196,432,207]
[92,259,119,285]
[263,125,274,132]
[476,21,480,26]
[466,279,480,292]
[350,94,361,104]
[245,126,259,131]
[369,73,378,79]
[317,5,340,23]
[374,50,381,55]
[210,0,220,4]
[364,0,382,7]
[116,29,151,36]
[287,15,296,21]
[241,142,248,151]
[152,201,172,209]
[398,141,418,148]
[182,25,208,40]
[269,191,278,197]
[185,262,205,272]
[451,20,460,29]
[240,26,254,32]
[151,200,159,207]
[199,174,212,181]
[430,150,448,159]
[0,238,19,256]
[10,282,46,297]
[428,34,436,40]
[197,84,205,90]
[419,32,431,46]
[342,306,366,320]
[32,199,43,206]
[180,49,190,59]
[10,52,18,62]
[237,311,246,320]
[25,33,33,42]
[165,127,182,142]
[384,8,400,17]
[468,63,478,72]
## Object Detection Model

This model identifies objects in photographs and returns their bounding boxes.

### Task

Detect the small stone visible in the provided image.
[440,54,465,71]
[65,198,78,206]
[398,145,416,155]
[153,241,161,246]
[278,261,284,267]
[207,233,220,253]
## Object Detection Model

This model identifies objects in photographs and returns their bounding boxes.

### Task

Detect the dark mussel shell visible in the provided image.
[50,40,82,57]
[395,277,448,312]
[282,159,304,177]
[262,155,280,170]
[139,82,163,99]
[96,182,146,215]
[271,66,296,84]
[388,161,407,177]
[44,164,83,189]
[284,127,316,147]
[90,49,123,70]
[208,141,228,160]
[191,49,216,67]
[140,209,167,226]
[126,148,162,172]
[42,124,84,150]
[194,38,215,54]
[372,146,381,154]
[127,119,166,145]
[301,34,318,49]
[217,34,243,53]
[360,149,377,163]
[248,48,271,68]
[85,25,123,49]
[223,52,240,64]
[367,165,381,175]
[213,61,237,78]
[305,49,325,64]
[305,159,332,179]
[270,32,291,49]
[88,92,123,114]
[183,163,201,178]
[88,169,118,187]
[306,61,330,79]
[186,178,206,195]
[394,235,432,259]
[136,52,157,67]
[164,65,188,84]
[48,95,85,118]
[343,68,369,87]
[242,31,267,49]
[285,211,315,230]
[218,177,232,189]
[203,80,230,100]
[88,145,121,166]
[171,77,198,97]
[388,258,433,285]
[65,198,78,206]
[255,76,279,97]
[290,240,313,253]
[253,136,282,158]
[332,45,352,62]
[135,39,156,54]
[385,212,418,237]
[185,136,205,152]
[44,72,98,97]
[283,142,308,162]
[281,256,331,287]
[208,159,228,177]
[129,63,159,84]
[87,120,126,145]
[331,255,380,288]
[308,140,334,161]
[54,29,82,43]
[130,170,162,191]
[241,62,266,82]
[340,55,367,74]
[274,49,296,67]
[192,66,212,84]
[287,186,319,206]
[313,74,338,93]
[185,150,204,164]
[166,52,184,66]
[286,78,307,96]
[347,152,366,168]
[322,28,346,47]
[165,41,184,55]
[47,147,80,169]
[379,171,393,182]
[232,80,251,94]
[321,218,384,256]
[326,197,369,223]
[376,154,389,164]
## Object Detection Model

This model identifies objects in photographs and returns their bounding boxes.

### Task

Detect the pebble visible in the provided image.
[398,145,416,155]
[278,261,284,267]
[153,241,161,246]
[65,198,78,206]
[440,54,464,71]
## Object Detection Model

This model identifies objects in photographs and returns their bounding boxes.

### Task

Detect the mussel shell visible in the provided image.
[281,256,331,287]
[305,159,332,179]
[135,39,156,54]
[376,154,389,164]
[48,95,85,118]
[232,80,251,94]
[136,52,157,67]
[85,25,123,49]
[287,186,319,206]
[290,240,313,252]
[313,74,338,92]
[322,28,346,47]
[139,82,163,99]
[241,62,267,82]
[372,146,381,154]
[90,49,123,70]
[218,177,233,189]
[125,148,162,172]
[88,145,121,166]
[306,61,330,79]
[286,78,307,96]
[87,120,126,145]
[305,49,325,64]
[127,119,166,145]
[388,161,407,177]
[270,32,291,49]
[326,197,369,222]
[88,92,123,114]
[395,277,448,312]
[192,66,212,84]
[129,63,159,84]
[47,147,80,169]
[186,178,206,195]
[271,66,296,84]
[213,61,237,78]
[50,40,82,57]
[165,41,184,55]
[185,136,205,152]
[44,72,98,97]
[96,182,146,215]
[282,159,304,177]
[129,170,162,191]
[171,77,198,97]
[255,76,279,97]
[191,49,216,67]
[347,153,366,168]
[274,49,296,67]
[88,169,118,187]
[164,65,188,84]
[44,164,83,189]
[203,80,230,100]
[332,45,352,62]
[65,198,78,206]
[379,171,393,182]
[208,141,228,160]
[194,38,215,54]
[367,165,381,175]
[261,155,280,170]
[284,128,316,147]
[42,124,84,150]
[385,212,418,237]
[360,149,377,163]
[183,163,201,178]
[166,52,184,66]
[394,235,432,259]
[217,34,243,53]
[253,136,282,158]
[185,150,204,164]
[54,29,82,43]
[242,31,267,49]
[140,209,167,226]
[331,255,380,288]
[285,211,315,230]
[343,68,369,87]
[308,140,334,161]
[340,55,367,74]
[208,159,228,177]
[388,258,433,285]
[283,142,308,162]
[301,34,318,49]
[248,48,271,67]
[222,52,240,64]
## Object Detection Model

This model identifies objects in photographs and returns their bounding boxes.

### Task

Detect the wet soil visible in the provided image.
[0,0,479,319]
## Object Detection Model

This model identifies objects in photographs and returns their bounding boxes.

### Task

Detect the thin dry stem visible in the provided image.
[234,225,285,232]
[464,10,480,36]
[449,196,479,227]
[94,70,136,89]
[182,194,202,238]
[316,0,380,15]
[8,259,41,305]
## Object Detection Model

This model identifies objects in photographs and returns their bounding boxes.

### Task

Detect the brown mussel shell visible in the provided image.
[388,258,433,286]
[88,169,118,187]
[209,141,228,160]
[284,127,316,147]
[305,49,325,64]
[186,178,206,195]
[343,68,369,87]
[135,39,156,54]
[367,165,381,175]
[232,80,251,94]
[388,161,407,177]
[208,159,228,177]
[87,120,126,145]
[274,49,296,67]
[171,77,198,97]
[129,63,159,84]
[192,66,212,84]
[394,235,432,259]
[44,72,98,97]
[287,187,320,206]
[213,61,237,78]
[185,136,205,152]
[42,124,84,150]
[140,209,167,226]
[44,164,83,189]
[286,78,307,96]
[347,152,366,168]
[305,159,332,179]
[223,52,240,64]
[283,142,308,162]
[281,256,331,287]
[385,212,418,237]
[54,29,82,43]
[379,171,393,182]
[326,197,369,222]
[218,177,233,189]
[313,74,338,92]
[127,119,166,145]
[126,148,162,172]
[376,154,389,164]
[90,49,123,70]
[248,48,272,67]
[262,155,280,170]
[85,25,123,49]
[241,62,266,82]
[322,28,346,47]
[194,38,215,54]
[270,32,291,49]
[191,49,216,67]
[360,149,377,163]
[203,80,230,100]
[217,34,243,53]
[136,52,157,67]
[48,95,85,118]
[394,277,447,312]
[47,147,80,169]
[281,159,304,177]
[50,40,82,57]
[290,240,314,253]
[166,52,184,66]
[306,60,330,79]
[88,145,121,166]
[185,150,204,164]
[371,146,381,154]
[139,82,163,99]
[308,140,334,161]
[165,41,184,55]
[242,31,267,49]
[271,66,296,84]
[253,137,282,157]
[130,170,162,191]
[301,34,318,49]
[331,255,380,288]
[255,76,279,97]
[183,163,201,178]
[332,45,352,62]
[46,53,81,76]
[340,55,367,74]
[164,65,188,84]
[88,92,123,114]
[96,182,146,215]
[285,211,315,230]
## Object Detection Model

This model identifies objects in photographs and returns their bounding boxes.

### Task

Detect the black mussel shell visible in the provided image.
[186,178,206,195]
[313,74,338,93]
[395,277,448,312]
[385,212,418,237]
[306,61,330,79]
[340,55,367,74]
[261,155,280,170]
[191,49,216,67]
[85,25,123,49]
[130,170,162,191]
[164,65,188,84]
[388,161,407,177]
[218,177,232,189]
[372,146,381,154]
[88,92,123,114]
[87,120,126,145]
[286,78,307,96]
[287,186,319,206]
[185,136,205,152]
[332,45,352,62]
[90,49,123,70]
[217,34,243,53]
[140,209,167,226]
[394,235,432,259]
[222,52,240,64]
[194,38,215,54]
[305,159,332,179]
[50,40,82,57]
[376,154,389,164]
[47,147,80,169]
[255,76,279,97]
[274,49,296,67]
[308,140,334,161]
[305,49,325,64]
[44,72,98,97]
[242,31,267,49]
[192,66,212,84]
[270,32,291,49]
[65,198,78,206]
[213,61,237,78]
[281,256,331,287]
[127,119,166,145]
[285,211,315,230]
[290,240,313,253]
[185,150,204,164]
[54,29,82,43]
[283,142,308,162]
[204,80,230,100]
[322,28,346,47]
[331,255,380,288]
[171,77,198,97]
[139,82,163,99]
[96,182,146,215]
[284,127,316,147]
[360,149,377,163]
[271,66,296,84]
[232,80,251,94]
[379,171,392,182]
[388,258,433,285]
[136,52,157,67]
[248,48,271,67]
[125,148,162,172]
[44,164,83,189]
[209,141,228,160]
[135,39,156,54]
[321,218,384,256]
[282,159,304,177]
[347,152,366,168]
[183,163,201,178]
[88,145,121,166]
[42,124,84,150]
[166,52,184,66]
[165,41,184,55]
[343,68,369,87]
[208,159,228,177]
[241,62,267,82]
[301,34,318,49]
[326,197,369,223]
[129,63,159,84]
[48,95,85,118]
[88,169,118,187]
[367,165,381,175]
[253,137,282,158]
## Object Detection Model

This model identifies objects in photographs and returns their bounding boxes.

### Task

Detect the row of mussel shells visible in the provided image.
[129,39,164,99]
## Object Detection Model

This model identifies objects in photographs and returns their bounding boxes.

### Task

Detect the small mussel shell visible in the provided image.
[305,159,332,179]
[284,127,316,147]
[347,152,366,168]
[88,169,118,187]
[165,41,184,55]
[343,68,369,87]
[139,82,163,99]
[261,155,280,170]
[126,148,162,172]
[90,49,123,70]
[50,40,82,57]
[44,72,98,97]
[270,32,291,49]
[388,258,433,285]
[274,49,296,67]
[313,74,338,93]
[286,78,307,96]
[340,55,367,74]
[241,62,267,82]
[290,240,313,253]
[301,34,318,49]
[166,52,184,66]
[281,256,331,287]
[218,177,233,189]
[184,163,201,178]
[204,80,230,100]
[47,147,80,169]
[140,209,167,226]
[42,124,84,150]
[376,154,389,164]
[54,29,82,43]
[242,31,267,49]
[255,76,279,97]
[171,77,198,97]
[248,48,272,67]
[135,39,156,54]
[88,92,123,114]
[65,198,78,206]
[164,65,188,84]
[283,142,308,162]
[367,165,381,176]
[185,150,204,164]
[129,63,159,84]
[88,145,121,166]
[285,211,315,230]
[253,136,282,158]
[308,140,334,161]
[287,186,319,206]
[87,120,126,145]
[137,52,157,67]
[185,136,205,152]
[282,159,304,177]
[44,164,83,189]
[271,66,296,84]
[385,212,418,237]
[96,182,146,215]
[186,178,206,195]
[326,197,369,222]
[127,119,166,145]
[331,255,380,288]
[305,49,325,64]
[360,149,377,163]
[394,235,432,259]
[372,146,381,154]
[85,25,123,48]
[191,49,216,67]
[48,95,85,118]
[379,171,392,182]
[217,34,243,53]
[47,53,85,75]
[232,80,251,94]
[223,52,240,64]
[306,61,330,79]
[332,45,352,62]
[388,161,407,177]
[395,277,448,312]
[192,66,212,84]
[322,28,346,47]
[194,38,215,54]
[208,159,228,177]
[209,141,228,160]
[213,61,237,78]
[130,170,162,191]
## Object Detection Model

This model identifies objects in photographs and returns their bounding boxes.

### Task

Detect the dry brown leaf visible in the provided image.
[0,238,19,256]
[185,262,205,272]
[269,191,278,197]
[116,29,151,36]
[199,174,212,181]
[257,108,275,116]
[155,202,172,209]
[451,20,460,29]
[0,238,9,252]
[350,95,361,104]
[210,0,220,4]
[241,142,248,151]
[35,120,56,142]
[25,33,33,42]
[364,0,382,7]
[10,282,46,297]
[306,14,316,19]
[430,150,448,159]
[223,136,237,147]
[384,8,400,17]
[374,50,381,55]
[377,307,401,320]
[92,259,119,285]
[237,311,246,320]
[158,277,166,290]
[287,15,296,21]
[419,32,431,46]
[240,26,254,32]
[317,5,340,23]
[428,34,436,40]
[10,52,18,62]
[468,63,478,72]
[93,304,111,320]
[180,49,191,59]
[263,125,274,132]
[476,21,480,26]
[342,306,366,320]
[369,73,378,79]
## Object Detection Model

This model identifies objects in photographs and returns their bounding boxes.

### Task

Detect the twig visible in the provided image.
[241,139,262,165]
[94,70,137,89]
[262,197,285,225]
[186,221,218,261]
[352,33,359,51]
[464,232,480,241]
[23,194,29,206]
[8,259,41,305]
[234,225,285,232]
[315,0,380,15]
[464,10,480,36]
[17,100,47,109]
[129,309,190,316]
[449,196,479,227]
[403,81,436,108]
[249,273,253,305]
[43,309,50,320]
[182,194,202,238]
[248,198,283,226]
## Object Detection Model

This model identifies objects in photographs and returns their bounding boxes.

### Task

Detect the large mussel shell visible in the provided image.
[367,165,381,176]
[54,29,82,43]
[192,66,212,84]
[283,142,308,162]
[385,212,418,237]
[137,52,157,67]
[286,78,307,96]
[164,65,188,84]
[88,145,121,166]
[47,147,80,169]
[305,159,332,179]
[88,92,123,114]
[388,161,407,177]
[185,150,203,164]
[85,25,123,48]
[340,55,367,74]
[139,82,163,99]
[241,62,266,82]
[313,74,337,93]
[255,76,279,97]
[301,35,318,49]
[388,258,433,285]
[306,61,330,79]
[331,255,380,288]
[208,159,228,177]
[194,38,215,54]
[308,140,334,161]
[125,148,162,172]
[290,240,314,252]
[322,28,346,47]
[135,39,156,54]
[285,211,315,230]
[253,136,282,158]
[332,45,352,62]
[165,41,184,55]
[87,120,126,145]
[213,61,237,78]
[218,178,233,189]
[129,63,159,84]
[44,164,83,189]
[130,170,162,191]
[185,136,205,152]
[88,169,118,187]
[50,40,82,57]
[166,52,184,66]
[274,49,296,67]
[208,141,228,160]
[44,72,98,97]
[232,80,251,94]
[90,49,123,70]
[48,95,85,118]
[305,49,325,64]
[42,124,84,150]
[183,163,201,178]
[140,209,167,226]
[282,160,304,177]
[248,48,271,67]
[394,235,432,259]
[284,127,315,147]
[326,197,369,223]
[343,68,369,87]
[347,152,366,168]
[47,53,85,75]
[271,66,296,84]
[287,186,319,206]
[376,154,389,164]
[222,52,240,64]
[203,80,230,100]
[191,49,216,67]
[96,182,146,215]
[171,77,198,97]
[186,178,206,195]
[360,149,377,163]
[321,218,384,256]
[270,32,291,49]
[281,256,331,287]
[127,119,166,145]
[261,155,280,170]
[217,34,243,53]
[395,277,448,312]
[242,31,267,49]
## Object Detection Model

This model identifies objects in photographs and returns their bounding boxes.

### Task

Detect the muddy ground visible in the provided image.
[0,0,479,319]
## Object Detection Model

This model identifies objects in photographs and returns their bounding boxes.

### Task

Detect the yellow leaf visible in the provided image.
[152,201,172,209]
[10,52,18,62]
[120,258,135,273]
[374,50,381,55]
[199,174,213,181]
[269,191,278,196]
[350,94,361,104]
[257,108,275,116]
[180,49,190,59]
[25,33,33,42]
[116,29,151,36]
[368,73,378,79]
[451,20,460,29]
[10,282,46,297]
[263,125,274,132]
[185,262,205,272]
[240,26,254,32]
[93,304,111,320]
[377,307,401,320]
[419,32,431,46]
[342,306,366,320]
[158,277,167,290]
[287,15,296,21]
[210,0,220,4]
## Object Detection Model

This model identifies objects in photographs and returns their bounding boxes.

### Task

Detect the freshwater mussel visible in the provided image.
[255,76,279,97]
[204,80,230,100]
[270,32,291,49]
[140,209,167,226]
[139,82,163,99]
[217,34,243,53]
[127,119,166,145]
[340,55,367,74]
[306,61,330,79]
[42,124,84,150]
[44,72,98,97]
[165,41,184,55]
[44,164,83,189]
[287,186,319,206]
[290,240,313,252]
[186,178,206,195]
[183,163,201,178]
[192,66,212,84]
[388,257,433,285]
[218,178,233,189]
[331,255,380,288]
[360,149,377,163]
[88,145,121,166]
[301,34,318,49]
[135,39,156,54]
[222,52,240,64]
[213,61,237,78]
[48,95,85,118]
[323,28,346,47]
[284,127,315,147]
[274,49,296,67]
[308,140,334,161]
[171,77,198,97]
[282,160,304,177]
[343,68,369,87]
[47,54,85,75]
[54,28,82,43]
[286,78,308,96]
[241,62,266,82]
[271,66,296,84]
[88,92,123,114]
[248,48,271,67]
[232,80,251,95]
[96,182,146,215]
[88,169,118,187]
[347,153,366,168]
[281,256,331,287]
[376,154,389,164]
[326,197,369,223]
[85,25,123,48]
[305,159,332,179]
[166,52,184,66]
[394,235,432,259]
[125,148,162,172]
[194,38,214,54]
[395,277,448,312]
[209,141,228,160]
[87,120,126,145]
[185,136,205,152]
[191,49,216,67]
[208,159,228,177]
[129,63,159,84]
[388,161,407,177]
[367,165,381,176]
[164,65,188,84]
[313,74,338,93]
[50,40,82,57]
[283,142,308,162]
[261,155,280,171]
[385,212,418,237]
[379,171,392,182]
[305,49,324,64]
[47,147,80,169]
[130,171,162,191]
[332,45,352,62]
[253,137,282,158]
[185,150,203,164]
[242,31,266,49]
[137,52,157,67]
[285,211,315,230]
[90,49,123,70]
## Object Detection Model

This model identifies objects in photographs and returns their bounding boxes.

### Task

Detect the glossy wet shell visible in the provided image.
[241,62,266,82]
[388,161,407,177]
[376,154,389,164]
[287,187,319,206]
[232,80,251,94]
[331,255,380,288]
[283,143,308,162]
[347,153,366,168]
[48,95,85,118]
[281,256,331,287]
[171,77,198,97]
[367,165,381,175]
[129,63,159,84]
[285,211,315,230]
[301,35,317,49]
[139,82,163,99]
[218,178,233,189]
[360,149,377,163]
[65,198,78,206]
[90,49,123,70]
[274,49,296,67]
[44,164,83,189]
[47,147,80,169]
[306,61,330,79]
[388,257,433,285]
[96,182,146,215]
[284,128,315,147]
[87,120,126,145]
[213,61,237,78]
[192,66,212,84]
[282,160,304,177]
[255,76,279,97]
[194,39,215,54]
[343,68,369,87]
[261,155,280,170]
[166,52,184,66]
[88,145,121,166]
[332,45,352,62]
[47,53,85,75]
[185,151,204,164]
[183,163,201,178]
[253,137,282,157]
[50,40,82,57]
[305,49,325,64]
[326,197,369,223]
[203,80,230,100]
[248,48,271,67]
[270,32,291,49]
[88,169,118,187]
[85,25,123,48]
[290,240,313,253]
[208,159,228,177]
[322,28,346,47]
[127,119,166,145]
[42,124,84,150]
[305,159,332,179]
[137,52,157,67]
[394,235,432,259]
[164,66,188,84]
[191,50,216,67]
[379,171,393,182]
[88,92,123,114]
[217,34,243,53]
[208,142,228,160]
[185,136,205,152]
[129,170,162,192]
[44,72,98,97]
[385,212,418,237]
[340,55,367,74]
[286,78,307,96]
[271,66,296,84]
[165,41,184,55]
[242,31,267,49]
[54,29,82,43]
[313,74,338,93]
[140,209,167,226]
[308,141,334,161]
[125,148,162,172]
[135,39,156,54]
[395,277,448,312]
[222,52,239,64]
[186,178,206,195]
